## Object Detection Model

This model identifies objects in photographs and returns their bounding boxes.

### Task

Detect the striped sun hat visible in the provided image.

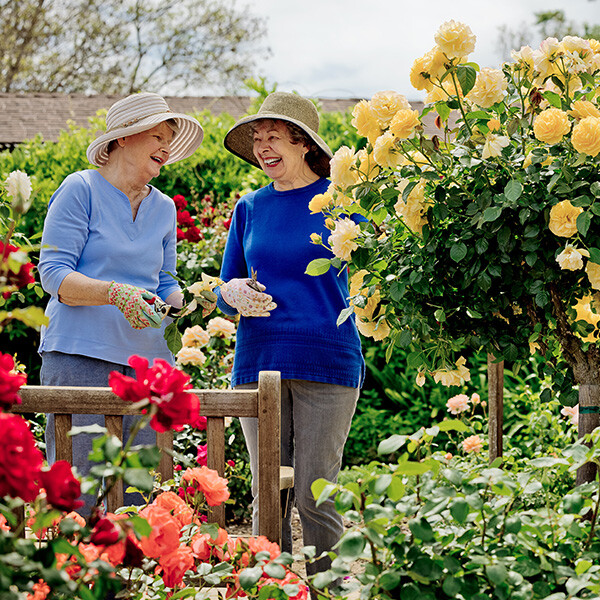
[86,92,204,167]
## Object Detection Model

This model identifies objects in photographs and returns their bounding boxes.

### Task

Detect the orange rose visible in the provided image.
[160,546,195,589]
[154,491,194,527]
[182,466,230,506]
[138,505,181,558]
[191,526,229,561]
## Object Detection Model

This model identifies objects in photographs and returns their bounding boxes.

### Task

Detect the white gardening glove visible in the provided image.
[220,278,277,317]
[107,281,162,329]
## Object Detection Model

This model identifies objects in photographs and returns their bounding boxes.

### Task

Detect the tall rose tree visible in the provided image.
[307,22,600,446]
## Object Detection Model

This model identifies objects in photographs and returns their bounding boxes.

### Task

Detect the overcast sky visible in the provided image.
[247,0,599,101]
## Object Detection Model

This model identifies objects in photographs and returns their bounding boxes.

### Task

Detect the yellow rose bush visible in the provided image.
[307,21,600,401]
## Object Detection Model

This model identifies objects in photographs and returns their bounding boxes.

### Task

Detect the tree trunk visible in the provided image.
[576,384,600,485]
[487,355,504,463]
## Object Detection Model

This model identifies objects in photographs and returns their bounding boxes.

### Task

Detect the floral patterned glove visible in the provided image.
[107,281,162,330]
[219,278,277,317]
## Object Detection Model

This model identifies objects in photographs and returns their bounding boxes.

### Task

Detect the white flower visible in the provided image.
[4,170,32,214]
[328,218,361,261]
[482,134,510,159]
[556,246,589,271]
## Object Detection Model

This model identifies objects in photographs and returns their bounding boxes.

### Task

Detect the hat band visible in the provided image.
[106,110,173,132]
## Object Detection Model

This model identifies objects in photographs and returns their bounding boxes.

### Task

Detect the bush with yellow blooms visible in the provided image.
[306,20,600,404]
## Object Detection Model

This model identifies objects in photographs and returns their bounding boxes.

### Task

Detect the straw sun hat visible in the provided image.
[224,92,333,178]
[86,92,204,167]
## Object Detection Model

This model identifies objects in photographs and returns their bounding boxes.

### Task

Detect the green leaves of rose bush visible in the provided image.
[311,425,600,599]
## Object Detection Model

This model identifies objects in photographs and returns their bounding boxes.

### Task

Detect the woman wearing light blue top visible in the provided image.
[38,92,203,510]
[218,92,364,579]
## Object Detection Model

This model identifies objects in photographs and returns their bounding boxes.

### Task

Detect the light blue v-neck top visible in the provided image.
[38,170,181,365]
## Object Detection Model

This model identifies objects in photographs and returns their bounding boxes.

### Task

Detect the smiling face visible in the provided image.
[120,121,175,180]
[251,120,310,190]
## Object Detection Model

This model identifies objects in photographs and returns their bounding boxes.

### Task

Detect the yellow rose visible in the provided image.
[373,131,402,169]
[433,356,471,386]
[556,245,589,270]
[533,37,561,79]
[356,148,380,180]
[310,233,322,244]
[415,372,426,387]
[355,315,391,341]
[548,200,583,237]
[176,346,206,367]
[467,68,507,108]
[308,192,332,214]
[488,118,501,132]
[482,134,510,159]
[330,146,359,190]
[388,109,420,139]
[571,116,600,157]
[410,54,434,91]
[181,325,210,348]
[370,91,411,127]
[330,185,356,209]
[572,295,600,343]
[425,78,464,103]
[328,218,361,261]
[511,45,535,74]
[207,316,236,339]
[351,100,381,145]
[394,179,429,235]
[586,261,600,290]
[570,100,600,120]
[434,20,476,58]
[187,273,223,295]
[533,108,571,144]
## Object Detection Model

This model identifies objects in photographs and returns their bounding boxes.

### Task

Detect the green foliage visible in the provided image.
[318,424,600,600]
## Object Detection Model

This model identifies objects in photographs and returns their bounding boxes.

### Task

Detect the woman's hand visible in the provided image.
[108,281,163,329]
[220,278,277,317]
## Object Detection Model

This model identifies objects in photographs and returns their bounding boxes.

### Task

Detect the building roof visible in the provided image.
[0,93,368,147]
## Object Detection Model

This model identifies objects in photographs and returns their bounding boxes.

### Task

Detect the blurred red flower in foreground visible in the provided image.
[0,241,35,298]
[109,355,200,432]
[0,353,26,409]
[40,460,83,512]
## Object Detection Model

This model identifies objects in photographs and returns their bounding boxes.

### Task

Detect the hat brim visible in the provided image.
[224,114,333,179]
[86,112,204,167]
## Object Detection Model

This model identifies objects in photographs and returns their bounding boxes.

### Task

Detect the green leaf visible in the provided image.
[238,566,263,590]
[504,180,523,202]
[311,479,337,506]
[164,321,183,356]
[542,90,562,108]
[450,498,469,523]
[409,516,435,541]
[482,206,502,223]
[437,419,469,432]
[588,247,600,264]
[336,305,355,326]
[436,102,451,123]
[577,211,592,236]
[379,570,401,590]
[305,258,332,276]
[263,562,287,579]
[338,531,366,558]
[123,468,154,492]
[378,434,407,455]
[591,182,600,197]
[456,65,477,96]
[486,564,508,585]
[450,242,467,262]
[396,461,433,476]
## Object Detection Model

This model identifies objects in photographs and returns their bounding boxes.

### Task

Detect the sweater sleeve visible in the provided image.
[38,173,92,298]
[216,197,251,315]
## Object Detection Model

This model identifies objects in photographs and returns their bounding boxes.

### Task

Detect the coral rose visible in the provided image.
[160,546,195,589]
[154,491,194,527]
[446,394,470,415]
[561,405,579,426]
[571,116,600,157]
[182,466,230,506]
[548,200,583,237]
[533,108,571,144]
[462,435,484,453]
[434,20,476,58]
[138,505,181,558]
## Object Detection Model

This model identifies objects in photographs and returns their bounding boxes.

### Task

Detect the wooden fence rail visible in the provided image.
[11,371,284,544]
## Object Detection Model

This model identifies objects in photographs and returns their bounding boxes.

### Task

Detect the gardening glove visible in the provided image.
[219,278,277,317]
[107,281,162,330]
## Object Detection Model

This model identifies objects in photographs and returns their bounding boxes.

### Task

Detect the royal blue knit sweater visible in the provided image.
[217,178,364,388]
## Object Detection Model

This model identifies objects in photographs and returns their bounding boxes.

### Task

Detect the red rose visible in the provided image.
[184,225,201,243]
[0,353,26,409]
[90,517,121,546]
[41,460,84,512]
[196,443,207,466]
[172,194,187,210]
[0,242,35,298]
[223,218,232,230]
[177,227,185,241]
[176,210,194,229]
[0,413,43,501]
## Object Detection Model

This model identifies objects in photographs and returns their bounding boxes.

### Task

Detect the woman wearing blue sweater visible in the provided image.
[218,92,364,576]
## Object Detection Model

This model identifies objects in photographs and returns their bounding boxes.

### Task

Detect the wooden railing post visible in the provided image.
[487,354,504,463]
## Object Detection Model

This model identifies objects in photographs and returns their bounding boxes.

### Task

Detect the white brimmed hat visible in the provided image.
[86,92,204,167]
[224,92,333,178]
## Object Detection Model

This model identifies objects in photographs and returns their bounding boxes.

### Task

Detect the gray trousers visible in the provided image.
[40,351,156,513]
[238,379,358,576]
